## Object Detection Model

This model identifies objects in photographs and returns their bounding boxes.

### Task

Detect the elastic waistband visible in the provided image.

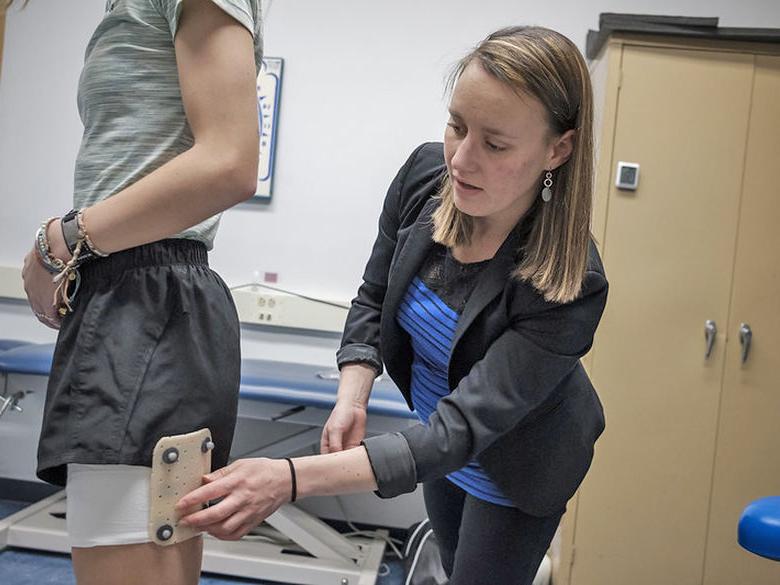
[80,239,208,280]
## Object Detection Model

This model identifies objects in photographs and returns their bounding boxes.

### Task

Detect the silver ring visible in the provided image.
[34,311,58,326]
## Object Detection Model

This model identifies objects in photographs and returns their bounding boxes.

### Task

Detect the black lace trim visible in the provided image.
[418,244,492,314]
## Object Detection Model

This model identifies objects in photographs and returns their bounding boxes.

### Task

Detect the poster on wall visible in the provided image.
[255,57,283,202]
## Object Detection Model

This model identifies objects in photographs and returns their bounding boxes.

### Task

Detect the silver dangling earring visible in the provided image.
[541,171,553,202]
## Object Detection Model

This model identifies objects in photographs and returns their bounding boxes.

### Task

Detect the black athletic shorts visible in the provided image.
[37,239,241,486]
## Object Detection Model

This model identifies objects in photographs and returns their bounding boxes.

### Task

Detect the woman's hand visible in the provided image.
[320,399,367,454]
[321,363,376,454]
[21,221,72,329]
[176,458,291,541]
[21,246,61,329]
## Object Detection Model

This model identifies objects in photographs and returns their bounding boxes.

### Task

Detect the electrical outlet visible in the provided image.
[254,293,278,323]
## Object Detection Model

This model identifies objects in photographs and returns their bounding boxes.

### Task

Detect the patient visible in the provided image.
[178,25,609,585]
[18,1,262,583]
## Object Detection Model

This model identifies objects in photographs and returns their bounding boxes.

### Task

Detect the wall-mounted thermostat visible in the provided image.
[615,161,640,190]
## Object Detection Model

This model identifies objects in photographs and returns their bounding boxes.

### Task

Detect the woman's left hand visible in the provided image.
[21,245,62,329]
[176,458,291,541]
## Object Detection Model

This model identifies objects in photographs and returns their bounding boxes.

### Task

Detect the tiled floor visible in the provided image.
[0,499,405,585]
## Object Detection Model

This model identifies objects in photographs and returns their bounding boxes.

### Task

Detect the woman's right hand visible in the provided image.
[320,399,367,454]
[177,457,291,540]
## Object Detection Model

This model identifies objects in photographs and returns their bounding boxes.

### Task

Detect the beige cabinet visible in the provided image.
[554,34,780,585]
[702,54,780,585]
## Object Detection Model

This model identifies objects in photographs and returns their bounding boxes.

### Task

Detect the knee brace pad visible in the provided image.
[149,428,214,546]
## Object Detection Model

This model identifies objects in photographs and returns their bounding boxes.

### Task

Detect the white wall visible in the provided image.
[2,0,779,363]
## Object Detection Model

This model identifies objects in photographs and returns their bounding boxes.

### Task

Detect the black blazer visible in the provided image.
[338,142,609,517]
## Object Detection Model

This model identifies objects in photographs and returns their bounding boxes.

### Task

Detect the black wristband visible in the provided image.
[60,208,98,266]
[284,457,297,503]
[60,209,80,255]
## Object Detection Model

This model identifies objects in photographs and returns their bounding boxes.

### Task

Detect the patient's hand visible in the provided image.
[22,245,62,329]
[320,399,367,454]
[176,458,290,540]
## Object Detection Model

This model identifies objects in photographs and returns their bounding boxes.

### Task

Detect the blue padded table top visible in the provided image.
[0,339,31,352]
[0,341,414,420]
[0,342,54,375]
[240,359,414,419]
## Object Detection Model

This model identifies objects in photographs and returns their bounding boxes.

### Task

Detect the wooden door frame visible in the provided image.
[0,2,7,83]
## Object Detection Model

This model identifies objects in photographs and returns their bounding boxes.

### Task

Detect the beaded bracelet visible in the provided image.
[35,218,66,274]
[76,209,109,258]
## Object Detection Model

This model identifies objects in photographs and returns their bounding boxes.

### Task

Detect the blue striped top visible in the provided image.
[398,275,515,507]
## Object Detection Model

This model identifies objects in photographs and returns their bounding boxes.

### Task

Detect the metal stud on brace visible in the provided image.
[162,447,179,464]
[157,524,174,541]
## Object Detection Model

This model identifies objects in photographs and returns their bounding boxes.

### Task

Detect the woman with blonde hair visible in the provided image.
[178,26,608,584]
[18,0,263,583]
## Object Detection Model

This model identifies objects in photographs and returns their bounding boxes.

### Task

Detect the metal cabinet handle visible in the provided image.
[739,323,752,365]
[705,320,717,360]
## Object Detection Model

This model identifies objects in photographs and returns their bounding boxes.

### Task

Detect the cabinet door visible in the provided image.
[703,55,780,585]
[570,45,754,585]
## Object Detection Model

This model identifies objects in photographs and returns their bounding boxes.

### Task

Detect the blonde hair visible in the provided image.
[432,26,594,304]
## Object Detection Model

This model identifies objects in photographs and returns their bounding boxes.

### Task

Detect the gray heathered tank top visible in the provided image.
[74,0,263,250]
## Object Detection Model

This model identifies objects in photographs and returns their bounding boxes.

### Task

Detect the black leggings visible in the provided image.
[423,477,562,585]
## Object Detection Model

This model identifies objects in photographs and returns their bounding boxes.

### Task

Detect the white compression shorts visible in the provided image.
[66,463,153,548]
